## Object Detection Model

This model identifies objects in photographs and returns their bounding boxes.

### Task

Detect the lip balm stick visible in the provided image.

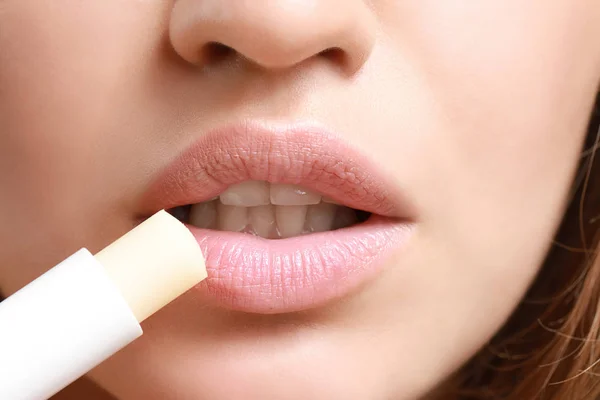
[0,210,206,400]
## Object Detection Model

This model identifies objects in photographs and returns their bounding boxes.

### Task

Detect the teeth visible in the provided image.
[332,207,358,230]
[220,181,270,207]
[275,205,308,238]
[180,181,362,238]
[249,205,277,238]
[189,201,217,229]
[217,203,248,232]
[270,183,321,206]
[306,202,337,233]
[321,196,340,205]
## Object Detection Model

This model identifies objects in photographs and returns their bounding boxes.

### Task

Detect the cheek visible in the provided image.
[370,0,600,266]
[413,2,599,264]
[339,0,600,385]
[0,0,166,292]
[359,1,600,234]
[0,0,162,189]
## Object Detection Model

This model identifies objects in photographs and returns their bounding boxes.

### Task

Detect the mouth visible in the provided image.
[168,181,373,239]
[140,121,415,314]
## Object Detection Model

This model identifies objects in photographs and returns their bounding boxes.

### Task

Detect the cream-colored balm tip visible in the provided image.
[94,210,207,322]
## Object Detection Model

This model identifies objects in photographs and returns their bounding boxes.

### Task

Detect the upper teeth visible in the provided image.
[220,181,324,207]
[185,180,355,239]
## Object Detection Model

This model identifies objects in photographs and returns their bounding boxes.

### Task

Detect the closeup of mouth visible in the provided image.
[141,121,415,314]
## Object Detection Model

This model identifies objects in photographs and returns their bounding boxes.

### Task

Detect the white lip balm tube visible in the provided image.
[0,210,206,400]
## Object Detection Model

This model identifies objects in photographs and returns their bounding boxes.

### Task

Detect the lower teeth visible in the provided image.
[170,201,369,239]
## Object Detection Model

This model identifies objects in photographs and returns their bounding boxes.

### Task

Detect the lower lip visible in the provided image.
[187,215,413,314]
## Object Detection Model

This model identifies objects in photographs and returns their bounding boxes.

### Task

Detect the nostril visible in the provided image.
[318,47,347,67]
[202,45,349,71]
[202,42,237,65]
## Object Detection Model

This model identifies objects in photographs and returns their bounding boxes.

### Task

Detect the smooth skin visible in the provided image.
[1,1,600,399]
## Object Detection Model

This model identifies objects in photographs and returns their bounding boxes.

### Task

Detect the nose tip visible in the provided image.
[169,0,376,74]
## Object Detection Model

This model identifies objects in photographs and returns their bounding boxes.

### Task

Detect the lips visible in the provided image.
[140,121,415,313]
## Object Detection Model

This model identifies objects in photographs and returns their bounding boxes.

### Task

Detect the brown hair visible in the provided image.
[449,92,600,399]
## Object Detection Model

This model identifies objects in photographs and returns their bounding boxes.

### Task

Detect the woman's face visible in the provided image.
[1,1,599,399]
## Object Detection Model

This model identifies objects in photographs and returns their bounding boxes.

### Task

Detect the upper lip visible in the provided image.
[139,120,413,220]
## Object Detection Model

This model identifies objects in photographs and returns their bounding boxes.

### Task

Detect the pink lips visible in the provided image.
[141,121,415,313]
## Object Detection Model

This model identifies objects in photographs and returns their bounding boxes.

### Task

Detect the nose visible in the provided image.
[169,0,377,74]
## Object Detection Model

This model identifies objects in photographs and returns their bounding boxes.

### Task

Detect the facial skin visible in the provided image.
[1,1,600,399]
